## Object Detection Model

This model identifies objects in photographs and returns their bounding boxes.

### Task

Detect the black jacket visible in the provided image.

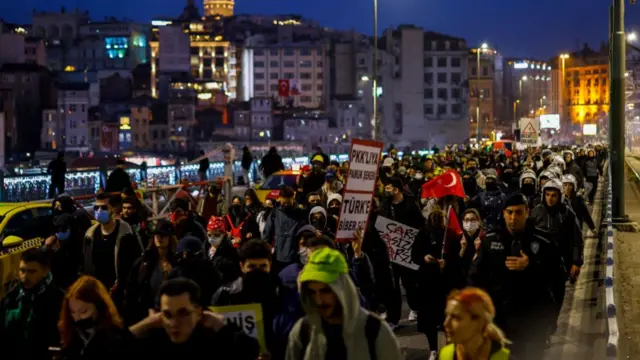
[379,194,424,230]
[105,167,133,193]
[530,202,584,269]
[169,256,222,308]
[56,327,134,360]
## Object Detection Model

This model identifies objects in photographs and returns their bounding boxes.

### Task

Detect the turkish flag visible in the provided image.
[442,206,463,257]
[420,170,465,199]
[278,79,290,97]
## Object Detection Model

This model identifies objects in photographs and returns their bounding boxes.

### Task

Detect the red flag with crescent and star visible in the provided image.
[278,79,290,97]
[420,170,465,199]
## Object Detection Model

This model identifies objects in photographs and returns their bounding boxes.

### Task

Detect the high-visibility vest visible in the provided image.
[438,343,510,360]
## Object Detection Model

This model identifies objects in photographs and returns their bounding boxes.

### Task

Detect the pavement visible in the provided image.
[612,156,640,359]
[394,181,609,359]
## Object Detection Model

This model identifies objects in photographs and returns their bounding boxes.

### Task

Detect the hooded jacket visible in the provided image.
[285,273,402,360]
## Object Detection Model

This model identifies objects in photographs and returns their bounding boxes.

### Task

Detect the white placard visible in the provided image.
[335,192,373,241]
[540,114,560,129]
[345,139,383,192]
[374,216,420,270]
[583,124,597,135]
[519,117,540,145]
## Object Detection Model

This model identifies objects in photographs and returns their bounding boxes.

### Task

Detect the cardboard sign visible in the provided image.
[210,303,267,353]
[344,139,383,192]
[374,216,419,270]
[335,192,373,240]
[519,118,540,145]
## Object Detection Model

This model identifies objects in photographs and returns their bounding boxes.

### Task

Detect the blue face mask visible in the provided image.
[95,209,111,224]
[56,230,71,241]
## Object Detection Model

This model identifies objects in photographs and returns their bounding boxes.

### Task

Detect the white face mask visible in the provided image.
[415,173,424,180]
[463,221,480,233]
[208,235,224,247]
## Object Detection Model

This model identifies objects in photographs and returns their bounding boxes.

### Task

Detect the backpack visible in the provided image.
[226,214,247,239]
[299,313,381,360]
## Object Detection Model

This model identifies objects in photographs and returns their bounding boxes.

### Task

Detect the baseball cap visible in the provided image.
[153,219,175,236]
[177,236,204,253]
[299,247,348,285]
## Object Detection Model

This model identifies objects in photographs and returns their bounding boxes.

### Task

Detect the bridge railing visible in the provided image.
[605,159,619,357]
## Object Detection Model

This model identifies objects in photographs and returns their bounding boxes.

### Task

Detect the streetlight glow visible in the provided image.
[628,32,638,42]
[522,76,528,81]
[560,53,570,59]
[361,75,370,81]
[481,43,489,50]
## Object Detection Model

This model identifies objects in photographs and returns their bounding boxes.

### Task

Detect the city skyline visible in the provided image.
[3,0,640,59]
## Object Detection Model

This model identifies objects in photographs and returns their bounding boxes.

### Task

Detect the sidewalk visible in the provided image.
[614,157,640,359]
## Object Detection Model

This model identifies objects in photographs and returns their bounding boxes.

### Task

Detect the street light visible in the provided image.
[371,0,380,141]
[476,42,492,141]
[361,75,370,81]
[628,31,638,42]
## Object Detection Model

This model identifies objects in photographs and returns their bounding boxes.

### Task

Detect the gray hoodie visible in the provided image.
[285,273,402,360]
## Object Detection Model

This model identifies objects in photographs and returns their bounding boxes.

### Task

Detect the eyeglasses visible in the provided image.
[93,205,109,211]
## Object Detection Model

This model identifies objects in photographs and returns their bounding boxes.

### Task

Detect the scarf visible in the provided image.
[4,272,53,333]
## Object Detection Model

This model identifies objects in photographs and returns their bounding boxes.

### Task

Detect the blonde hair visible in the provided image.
[448,287,510,346]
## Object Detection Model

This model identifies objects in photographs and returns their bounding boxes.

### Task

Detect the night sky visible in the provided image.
[3,0,640,59]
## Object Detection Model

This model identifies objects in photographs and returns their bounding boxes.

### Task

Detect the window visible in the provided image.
[270,84,278,91]
[437,88,448,100]
[437,73,447,83]
[482,66,488,76]
[302,84,312,91]
[270,73,279,79]
[255,73,265,80]
[424,104,434,115]
[471,67,477,76]
[317,84,323,91]
[483,88,491,98]
[2,210,37,240]
[300,49,312,56]
[317,61,323,67]
[317,73,323,79]
[254,84,265,91]
[284,49,295,56]
[424,89,433,99]
[81,104,86,112]
[69,104,77,113]
[451,73,461,84]
[437,104,447,115]
[270,49,279,56]
[301,96,312,103]
[300,60,313,68]
[253,49,264,56]
[451,104,462,115]
[424,57,433,67]
[284,72,295,79]
[270,61,279,68]
[283,61,295,68]
[437,57,447,67]
[300,72,312,79]
[424,73,433,83]
[451,58,461,67]
[451,88,461,99]
[254,61,265,68]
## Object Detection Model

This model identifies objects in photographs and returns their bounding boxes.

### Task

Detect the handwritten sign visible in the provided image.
[335,192,372,241]
[345,139,384,192]
[374,216,419,270]
[210,303,267,353]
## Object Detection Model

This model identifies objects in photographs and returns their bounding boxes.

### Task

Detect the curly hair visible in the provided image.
[58,276,123,347]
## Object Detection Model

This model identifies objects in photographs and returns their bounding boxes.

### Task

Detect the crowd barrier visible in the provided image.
[605,160,618,357]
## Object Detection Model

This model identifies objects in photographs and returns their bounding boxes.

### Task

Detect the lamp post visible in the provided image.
[560,53,569,137]
[475,43,489,142]
[372,0,380,141]
[610,0,626,218]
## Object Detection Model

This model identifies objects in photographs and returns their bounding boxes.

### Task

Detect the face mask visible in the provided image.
[298,247,309,265]
[232,204,242,212]
[312,217,326,229]
[327,207,340,216]
[384,191,394,199]
[467,167,477,174]
[308,201,320,207]
[521,183,536,196]
[485,182,498,191]
[463,221,480,233]
[95,209,111,224]
[56,230,71,241]
[414,173,424,180]
[208,235,224,247]
[74,317,95,331]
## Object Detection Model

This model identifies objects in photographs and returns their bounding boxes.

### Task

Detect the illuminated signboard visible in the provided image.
[152,20,173,27]
[540,114,560,129]
[513,62,528,69]
[583,124,597,135]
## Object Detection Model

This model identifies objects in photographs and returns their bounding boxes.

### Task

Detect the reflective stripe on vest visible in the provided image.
[438,344,510,360]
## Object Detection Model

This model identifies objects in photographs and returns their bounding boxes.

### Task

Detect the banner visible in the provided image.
[289,79,301,96]
[210,303,267,353]
[374,216,419,270]
[278,79,290,97]
[335,139,383,242]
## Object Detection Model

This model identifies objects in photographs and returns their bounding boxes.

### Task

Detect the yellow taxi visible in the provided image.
[0,202,56,297]
[254,169,302,203]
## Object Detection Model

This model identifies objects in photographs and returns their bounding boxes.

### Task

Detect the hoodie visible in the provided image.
[285,252,402,360]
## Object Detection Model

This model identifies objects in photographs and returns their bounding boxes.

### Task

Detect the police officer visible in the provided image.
[478,193,559,359]
[529,178,584,338]
[468,174,507,232]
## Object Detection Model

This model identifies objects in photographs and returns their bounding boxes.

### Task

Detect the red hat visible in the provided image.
[207,216,226,232]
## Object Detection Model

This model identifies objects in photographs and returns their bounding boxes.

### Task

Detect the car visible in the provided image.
[0,202,57,298]
[254,170,302,203]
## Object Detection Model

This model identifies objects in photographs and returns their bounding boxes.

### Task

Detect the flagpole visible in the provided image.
[442,205,450,259]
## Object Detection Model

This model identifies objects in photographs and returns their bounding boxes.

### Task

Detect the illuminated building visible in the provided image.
[560,46,609,128]
[468,48,498,139]
[150,18,235,101]
[504,58,552,124]
[203,0,234,17]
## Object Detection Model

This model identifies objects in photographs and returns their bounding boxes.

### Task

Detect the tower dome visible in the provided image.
[203,0,234,17]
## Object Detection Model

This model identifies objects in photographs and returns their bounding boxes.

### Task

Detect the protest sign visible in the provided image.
[335,139,383,242]
[210,303,266,353]
[344,139,384,192]
[374,216,419,270]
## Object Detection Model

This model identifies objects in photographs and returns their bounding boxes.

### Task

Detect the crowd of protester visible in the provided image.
[0,143,608,360]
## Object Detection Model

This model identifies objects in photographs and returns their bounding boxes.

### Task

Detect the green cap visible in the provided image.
[299,247,349,285]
